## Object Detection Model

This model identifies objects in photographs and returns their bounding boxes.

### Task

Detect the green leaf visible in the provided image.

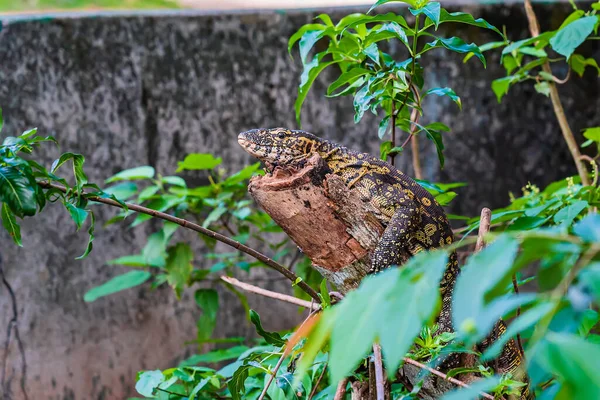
[165,243,193,298]
[107,254,151,267]
[202,205,227,229]
[438,9,502,36]
[51,152,88,191]
[573,214,600,242]
[549,16,598,60]
[376,21,409,46]
[249,310,286,346]
[84,270,151,302]
[1,202,21,246]
[491,76,517,103]
[329,251,448,382]
[452,235,519,340]
[180,345,248,366]
[482,302,554,361]
[161,176,186,187]
[368,0,419,14]
[176,154,222,172]
[328,69,372,97]
[103,182,138,201]
[434,191,457,206]
[195,288,219,342]
[579,263,600,304]
[380,141,392,160]
[65,203,89,231]
[0,166,37,217]
[534,81,551,97]
[223,163,261,185]
[425,87,461,109]
[410,2,441,28]
[363,43,380,65]
[536,333,600,398]
[583,127,600,143]
[288,24,327,55]
[143,231,167,268]
[135,370,164,397]
[570,54,600,77]
[559,10,585,30]
[76,212,95,259]
[553,200,588,226]
[422,37,485,66]
[295,53,339,126]
[378,115,390,139]
[105,166,155,183]
[299,29,327,64]
[228,364,251,400]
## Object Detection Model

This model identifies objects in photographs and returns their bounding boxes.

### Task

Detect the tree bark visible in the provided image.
[248,154,458,398]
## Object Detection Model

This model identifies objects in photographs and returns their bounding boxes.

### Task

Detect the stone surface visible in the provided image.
[0,3,598,399]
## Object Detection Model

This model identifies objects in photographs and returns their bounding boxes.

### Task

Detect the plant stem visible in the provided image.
[220,276,319,310]
[391,101,396,166]
[37,181,321,302]
[373,343,386,400]
[334,378,349,400]
[402,357,495,400]
[410,15,423,179]
[523,0,590,186]
[308,363,328,400]
[258,352,287,400]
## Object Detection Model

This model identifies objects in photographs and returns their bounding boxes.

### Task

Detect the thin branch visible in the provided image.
[402,357,495,400]
[391,100,397,167]
[258,352,287,400]
[334,378,349,400]
[308,363,328,400]
[475,207,491,252]
[220,276,319,311]
[36,181,320,302]
[523,0,590,186]
[511,275,526,359]
[373,343,386,400]
[579,155,598,187]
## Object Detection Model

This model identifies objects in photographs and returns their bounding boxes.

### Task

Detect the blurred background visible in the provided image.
[0,0,598,399]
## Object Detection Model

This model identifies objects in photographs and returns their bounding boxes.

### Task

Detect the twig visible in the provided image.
[373,343,386,400]
[579,155,598,187]
[220,276,319,311]
[334,378,349,400]
[391,100,396,167]
[511,275,526,359]
[260,311,321,400]
[475,207,491,252]
[308,363,328,400]
[523,0,590,186]
[402,357,495,400]
[36,181,321,302]
[258,352,287,400]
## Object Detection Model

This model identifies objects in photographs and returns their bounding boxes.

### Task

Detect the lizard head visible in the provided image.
[237,128,321,171]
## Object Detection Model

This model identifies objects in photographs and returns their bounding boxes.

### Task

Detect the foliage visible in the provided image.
[3,1,600,399]
[478,2,600,102]
[289,0,500,167]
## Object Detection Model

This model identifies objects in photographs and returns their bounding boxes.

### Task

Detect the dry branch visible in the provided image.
[220,276,319,310]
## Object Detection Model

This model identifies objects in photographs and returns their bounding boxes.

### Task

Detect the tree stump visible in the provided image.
[248,153,457,398]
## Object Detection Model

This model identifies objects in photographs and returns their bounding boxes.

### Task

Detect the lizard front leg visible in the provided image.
[370,203,421,274]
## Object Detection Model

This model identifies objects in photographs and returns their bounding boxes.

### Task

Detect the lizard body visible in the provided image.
[238,127,525,388]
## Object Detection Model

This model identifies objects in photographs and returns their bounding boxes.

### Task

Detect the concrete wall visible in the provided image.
[0,3,599,399]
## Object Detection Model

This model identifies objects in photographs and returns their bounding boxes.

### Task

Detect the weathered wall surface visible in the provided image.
[0,3,598,399]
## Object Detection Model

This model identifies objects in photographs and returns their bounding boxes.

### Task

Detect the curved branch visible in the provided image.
[36,181,321,302]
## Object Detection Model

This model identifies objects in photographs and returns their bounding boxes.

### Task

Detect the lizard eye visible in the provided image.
[277,132,286,139]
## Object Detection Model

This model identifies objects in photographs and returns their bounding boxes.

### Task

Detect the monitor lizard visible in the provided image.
[238,127,525,391]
